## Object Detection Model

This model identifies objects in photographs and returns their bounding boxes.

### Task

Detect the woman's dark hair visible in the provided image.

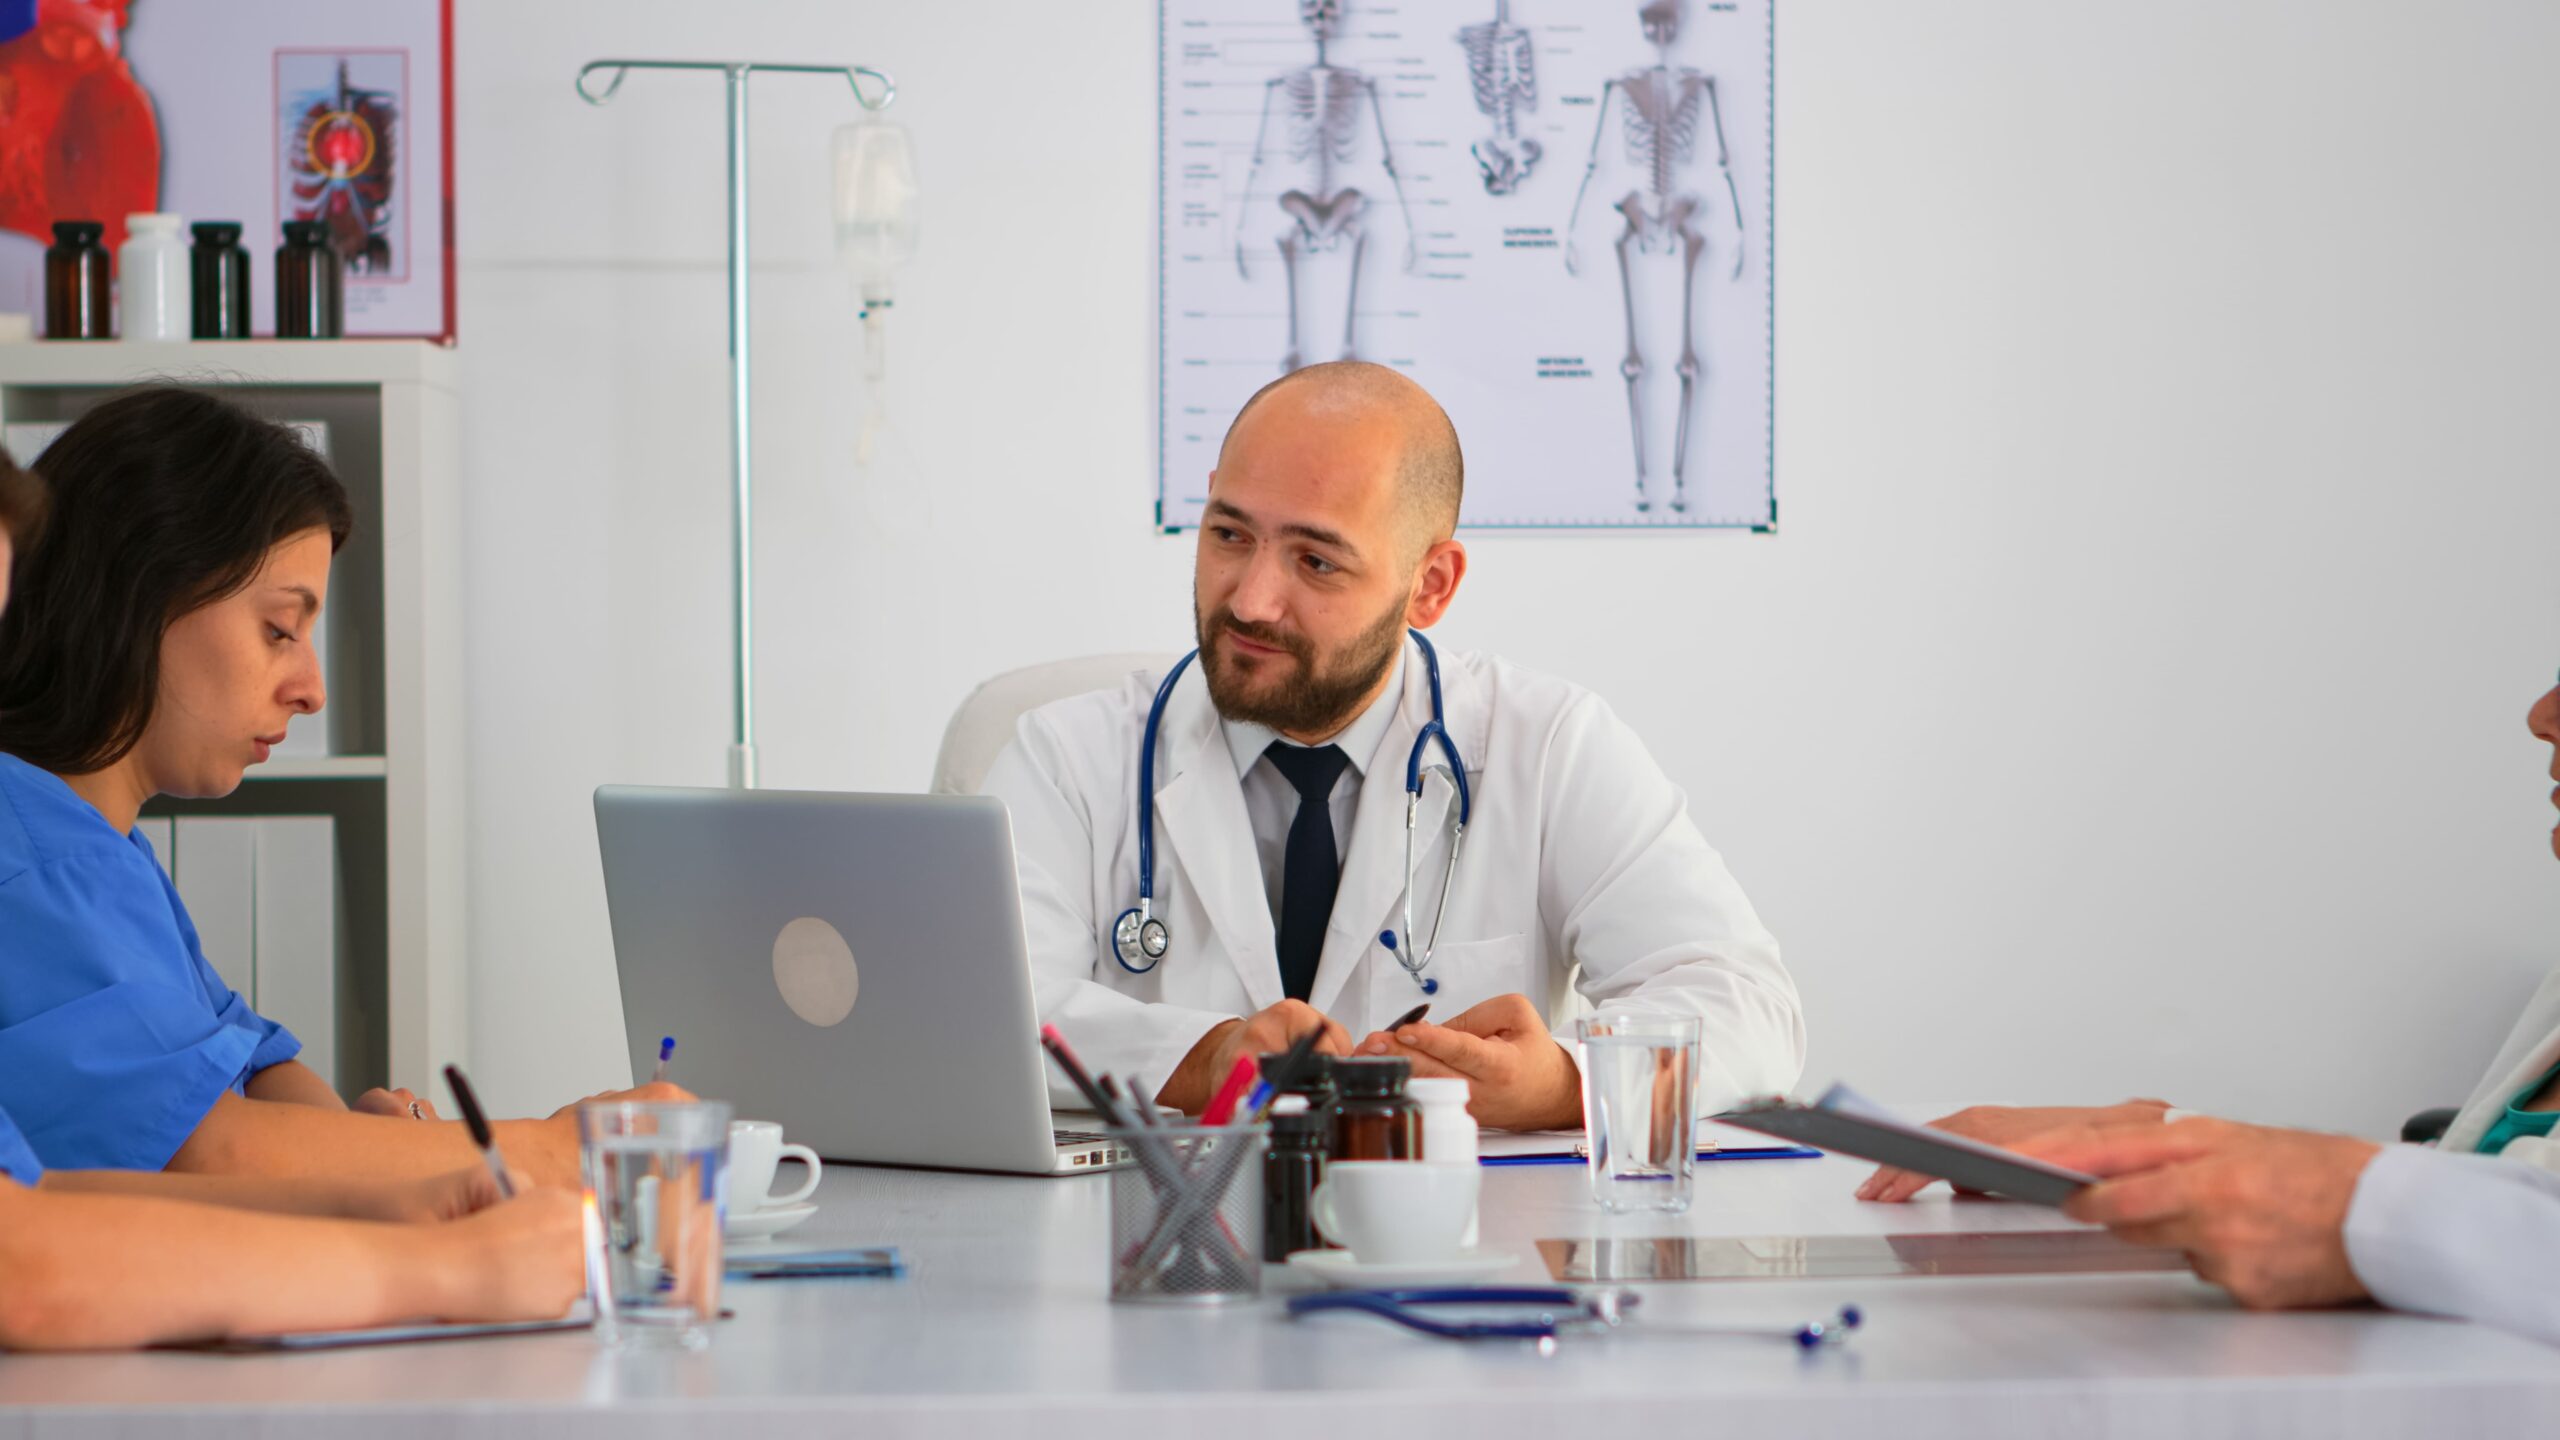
[0,446,40,551]
[0,386,354,774]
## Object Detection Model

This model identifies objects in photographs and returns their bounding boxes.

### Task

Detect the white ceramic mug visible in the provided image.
[1309,1161,1479,1264]
[727,1119,822,1212]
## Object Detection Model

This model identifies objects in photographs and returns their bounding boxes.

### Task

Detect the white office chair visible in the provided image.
[931,652,1175,796]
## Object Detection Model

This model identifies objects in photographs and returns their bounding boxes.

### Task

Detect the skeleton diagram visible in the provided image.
[1235,0,1418,373]
[1457,1,1540,196]
[1564,0,1746,515]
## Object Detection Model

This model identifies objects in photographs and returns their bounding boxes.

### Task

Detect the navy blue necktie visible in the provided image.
[1264,741,1352,1003]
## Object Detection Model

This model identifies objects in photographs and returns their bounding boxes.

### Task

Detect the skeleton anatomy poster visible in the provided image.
[1157,0,1775,531]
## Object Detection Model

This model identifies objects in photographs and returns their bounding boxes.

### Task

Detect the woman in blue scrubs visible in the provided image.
[0,446,583,1351]
[0,387,350,1171]
[0,390,678,1186]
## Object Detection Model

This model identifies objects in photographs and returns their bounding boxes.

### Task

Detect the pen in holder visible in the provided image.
[1105,1121,1266,1304]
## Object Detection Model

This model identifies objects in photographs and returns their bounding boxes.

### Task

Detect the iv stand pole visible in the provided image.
[576,59,897,789]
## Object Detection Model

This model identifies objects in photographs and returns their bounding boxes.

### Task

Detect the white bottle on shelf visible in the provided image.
[118,213,191,341]
[1409,1076,1481,1248]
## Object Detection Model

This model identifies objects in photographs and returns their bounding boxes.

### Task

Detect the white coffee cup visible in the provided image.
[727,1119,821,1212]
[1309,1161,1479,1264]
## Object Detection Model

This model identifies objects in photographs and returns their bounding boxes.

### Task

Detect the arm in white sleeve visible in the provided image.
[978,713,1238,1106]
[2345,1144,2560,1346]
[1538,694,1805,1115]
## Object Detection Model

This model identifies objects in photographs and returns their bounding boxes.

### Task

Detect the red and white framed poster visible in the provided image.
[0,0,456,340]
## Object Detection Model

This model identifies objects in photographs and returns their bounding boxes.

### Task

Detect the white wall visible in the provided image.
[453,0,2560,1133]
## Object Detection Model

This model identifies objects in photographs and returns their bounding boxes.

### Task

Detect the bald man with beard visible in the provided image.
[981,362,1804,1128]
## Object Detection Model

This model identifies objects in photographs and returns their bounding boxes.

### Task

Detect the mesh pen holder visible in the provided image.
[1106,1122,1266,1304]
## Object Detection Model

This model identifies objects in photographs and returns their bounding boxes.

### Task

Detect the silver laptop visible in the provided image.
[593,785,1126,1176]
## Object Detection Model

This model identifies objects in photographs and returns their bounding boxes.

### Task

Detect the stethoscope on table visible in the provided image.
[1287,1287,1862,1354]
[1113,628,1471,997]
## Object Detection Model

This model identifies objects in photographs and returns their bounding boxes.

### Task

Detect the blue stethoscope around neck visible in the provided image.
[1112,629,1471,995]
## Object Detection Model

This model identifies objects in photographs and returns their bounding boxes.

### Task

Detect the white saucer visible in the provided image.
[724,1200,819,1242]
[1283,1248,1520,1289]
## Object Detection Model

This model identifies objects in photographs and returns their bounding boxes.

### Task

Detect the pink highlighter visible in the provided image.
[1201,1054,1260,1126]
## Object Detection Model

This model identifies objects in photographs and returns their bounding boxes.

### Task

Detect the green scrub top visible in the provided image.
[2475,1061,2560,1157]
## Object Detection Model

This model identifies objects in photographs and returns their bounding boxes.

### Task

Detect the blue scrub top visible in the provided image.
[0,752,300,1172]
[0,1101,41,1186]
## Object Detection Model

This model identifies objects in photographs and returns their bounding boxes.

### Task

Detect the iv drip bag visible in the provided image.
[832,117,919,304]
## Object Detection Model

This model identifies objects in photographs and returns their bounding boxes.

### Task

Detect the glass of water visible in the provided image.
[1577,1011,1702,1214]
[580,1099,734,1348]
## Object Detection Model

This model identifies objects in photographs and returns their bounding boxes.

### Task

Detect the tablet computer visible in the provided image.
[1718,1087,2096,1207]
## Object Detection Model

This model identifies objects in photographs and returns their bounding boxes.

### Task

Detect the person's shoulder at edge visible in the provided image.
[0,752,150,890]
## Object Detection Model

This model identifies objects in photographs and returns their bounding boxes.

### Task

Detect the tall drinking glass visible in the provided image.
[580,1099,734,1348]
[1577,1012,1702,1214]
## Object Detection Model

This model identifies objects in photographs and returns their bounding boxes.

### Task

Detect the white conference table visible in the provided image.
[4,1143,2557,1439]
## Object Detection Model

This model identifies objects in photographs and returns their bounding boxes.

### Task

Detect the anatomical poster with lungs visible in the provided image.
[1157,0,1774,531]
[0,0,451,339]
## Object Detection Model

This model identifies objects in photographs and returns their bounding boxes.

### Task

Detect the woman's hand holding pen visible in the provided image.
[342,1164,519,1225]
[414,1187,588,1323]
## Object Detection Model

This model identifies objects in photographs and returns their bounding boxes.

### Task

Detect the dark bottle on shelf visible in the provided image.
[1328,1056,1420,1161]
[1262,1095,1331,1261]
[44,221,112,340]
[1260,1050,1337,1114]
[191,222,253,339]
[275,221,343,339]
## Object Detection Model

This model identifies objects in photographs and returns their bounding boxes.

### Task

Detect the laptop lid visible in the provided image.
[593,785,1061,1174]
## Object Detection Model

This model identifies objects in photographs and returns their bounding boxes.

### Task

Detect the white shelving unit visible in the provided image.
[0,339,465,1092]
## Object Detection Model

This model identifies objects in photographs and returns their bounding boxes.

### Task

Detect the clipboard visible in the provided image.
[173,1309,592,1354]
[1717,1086,2096,1207]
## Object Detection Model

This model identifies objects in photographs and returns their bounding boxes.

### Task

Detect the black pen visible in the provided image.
[1389,1002,1431,1033]
[442,1064,518,1200]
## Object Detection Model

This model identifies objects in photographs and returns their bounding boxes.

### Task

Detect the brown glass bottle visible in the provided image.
[1328,1057,1420,1161]
[191,222,252,339]
[275,220,343,339]
[1259,1050,1337,1114]
[1261,1096,1331,1261]
[44,222,112,340]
